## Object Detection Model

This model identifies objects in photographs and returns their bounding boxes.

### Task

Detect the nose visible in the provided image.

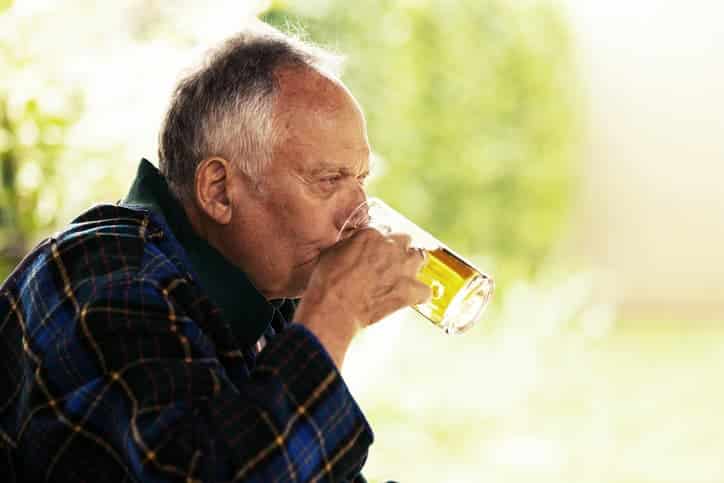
[350,183,366,215]
[335,184,368,240]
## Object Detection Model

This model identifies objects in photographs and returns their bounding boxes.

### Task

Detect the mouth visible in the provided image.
[294,239,339,269]
[295,252,320,269]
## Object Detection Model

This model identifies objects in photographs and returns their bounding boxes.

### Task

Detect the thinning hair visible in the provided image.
[158,22,342,201]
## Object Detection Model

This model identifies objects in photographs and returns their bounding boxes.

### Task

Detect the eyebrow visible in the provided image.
[307,161,371,178]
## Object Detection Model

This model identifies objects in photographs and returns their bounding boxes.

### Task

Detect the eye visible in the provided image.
[320,174,343,186]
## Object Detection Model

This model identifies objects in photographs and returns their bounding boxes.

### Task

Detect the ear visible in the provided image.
[194,157,234,225]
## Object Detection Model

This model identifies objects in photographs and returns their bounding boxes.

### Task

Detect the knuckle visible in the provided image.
[404,251,425,270]
[399,234,413,245]
[418,283,433,301]
[407,278,429,297]
[388,295,406,310]
[359,227,383,242]
[391,234,412,248]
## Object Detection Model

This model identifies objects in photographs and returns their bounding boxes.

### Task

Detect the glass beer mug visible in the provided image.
[339,197,494,334]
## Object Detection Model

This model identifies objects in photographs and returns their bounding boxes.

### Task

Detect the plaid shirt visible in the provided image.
[0,161,373,482]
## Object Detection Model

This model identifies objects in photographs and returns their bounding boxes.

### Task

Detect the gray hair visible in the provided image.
[158,22,343,201]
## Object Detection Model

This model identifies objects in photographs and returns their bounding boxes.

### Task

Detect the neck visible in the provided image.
[181,197,288,301]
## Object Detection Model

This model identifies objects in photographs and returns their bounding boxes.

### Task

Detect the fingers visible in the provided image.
[405,247,427,274]
[369,279,431,323]
[387,233,412,252]
[349,226,385,243]
[405,277,432,305]
[387,278,433,309]
[343,228,430,302]
[365,232,426,276]
[353,229,413,255]
[384,235,429,279]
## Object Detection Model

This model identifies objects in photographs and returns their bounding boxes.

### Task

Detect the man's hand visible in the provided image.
[295,228,431,368]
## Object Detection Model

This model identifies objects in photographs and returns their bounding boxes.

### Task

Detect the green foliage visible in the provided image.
[0,45,83,277]
[0,0,12,15]
[263,0,580,287]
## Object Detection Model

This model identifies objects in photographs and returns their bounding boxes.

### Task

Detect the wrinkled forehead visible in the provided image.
[272,65,367,137]
[271,66,370,175]
[273,65,352,113]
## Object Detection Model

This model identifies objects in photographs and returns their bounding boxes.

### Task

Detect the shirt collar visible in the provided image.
[122,158,276,347]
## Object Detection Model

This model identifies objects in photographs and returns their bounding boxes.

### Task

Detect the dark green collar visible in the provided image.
[122,158,275,347]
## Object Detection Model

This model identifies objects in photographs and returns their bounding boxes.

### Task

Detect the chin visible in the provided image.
[286,268,314,299]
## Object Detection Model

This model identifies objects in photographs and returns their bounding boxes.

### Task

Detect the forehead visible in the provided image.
[272,66,370,174]
[274,65,347,113]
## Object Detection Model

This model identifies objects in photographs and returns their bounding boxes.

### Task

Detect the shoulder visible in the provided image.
[60,204,158,262]
[3,204,188,303]
[59,204,176,279]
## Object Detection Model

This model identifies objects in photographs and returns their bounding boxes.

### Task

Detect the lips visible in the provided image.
[296,238,338,268]
[296,250,321,268]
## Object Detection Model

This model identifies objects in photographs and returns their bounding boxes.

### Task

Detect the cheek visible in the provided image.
[297,215,334,243]
[293,206,340,247]
[269,181,353,247]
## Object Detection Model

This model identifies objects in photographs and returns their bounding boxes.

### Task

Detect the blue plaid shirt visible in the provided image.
[0,160,373,482]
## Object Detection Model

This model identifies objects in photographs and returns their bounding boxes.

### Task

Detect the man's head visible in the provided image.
[158,23,370,300]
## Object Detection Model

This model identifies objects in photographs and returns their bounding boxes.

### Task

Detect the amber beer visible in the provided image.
[414,246,494,334]
[341,197,494,333]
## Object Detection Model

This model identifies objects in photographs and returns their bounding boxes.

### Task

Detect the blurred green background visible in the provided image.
[1,1,722,482]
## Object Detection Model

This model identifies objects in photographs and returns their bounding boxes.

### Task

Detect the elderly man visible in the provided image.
[0,24,430,482]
